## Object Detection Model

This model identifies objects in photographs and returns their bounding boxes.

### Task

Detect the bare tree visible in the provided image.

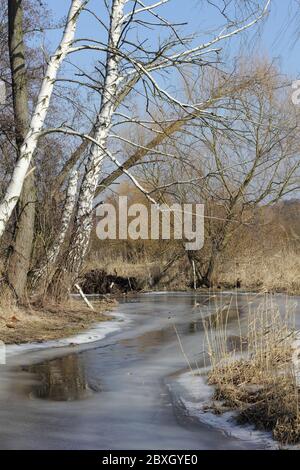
[0,0,87,238]
[129,61,300,288]
[30,168,79,293]
[6,0,36,301]
[38,0,271,297]
[182,69,300,287]
[0,0,272,302]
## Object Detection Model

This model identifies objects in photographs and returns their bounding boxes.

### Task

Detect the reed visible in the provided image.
[203,297,300,444]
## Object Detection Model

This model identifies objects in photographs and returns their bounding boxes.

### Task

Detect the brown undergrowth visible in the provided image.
[0,284,116,344]
[204,298,300,445]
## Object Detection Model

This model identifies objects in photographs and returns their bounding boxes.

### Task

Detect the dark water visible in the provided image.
[0,292,298,450]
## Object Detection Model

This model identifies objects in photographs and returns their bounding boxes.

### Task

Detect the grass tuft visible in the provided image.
[204,298,300,445]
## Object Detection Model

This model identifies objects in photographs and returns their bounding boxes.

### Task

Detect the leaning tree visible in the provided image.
[0,0,272,301]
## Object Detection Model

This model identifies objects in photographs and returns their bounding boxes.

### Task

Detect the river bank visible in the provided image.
[82,250,300,296]
[0,291,299,449]
[0,297,117,345]
[0,291,263,450]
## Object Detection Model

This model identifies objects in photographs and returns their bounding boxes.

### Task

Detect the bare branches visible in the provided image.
[1,0,279,297]
[64,0,271,123]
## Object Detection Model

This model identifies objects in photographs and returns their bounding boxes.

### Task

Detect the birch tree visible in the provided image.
[0,0,87,239]
[64,0,127,279]
[41,0,271,297]
[30,168,79,293]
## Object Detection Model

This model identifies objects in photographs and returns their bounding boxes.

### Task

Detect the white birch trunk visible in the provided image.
[192,260,197,290]
[65,0,126,277]
[31,169,79,290]
[74,283,95,310]
[0,0,85,239]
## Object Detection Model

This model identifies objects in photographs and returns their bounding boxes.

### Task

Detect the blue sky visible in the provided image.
[44,0,300,78]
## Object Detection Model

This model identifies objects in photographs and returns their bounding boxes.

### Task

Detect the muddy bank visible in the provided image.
[81,269,143,295]
[81,267,244,295]
[81,265,262,296]
[0,298,116,345]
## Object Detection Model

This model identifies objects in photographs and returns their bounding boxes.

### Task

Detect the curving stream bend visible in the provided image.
[0,292,299,450]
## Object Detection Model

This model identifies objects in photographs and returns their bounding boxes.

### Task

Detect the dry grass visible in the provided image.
[84,255,189,291]
[0,285,116,344]
[85,257,154,279]
[203,298,300,445]
[218,250,300,294]
[86,245,300,294]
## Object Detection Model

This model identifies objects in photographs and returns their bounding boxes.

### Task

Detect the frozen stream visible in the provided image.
[0,292,299,450]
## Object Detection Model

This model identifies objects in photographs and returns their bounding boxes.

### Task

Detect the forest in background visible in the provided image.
[89,187,300,294]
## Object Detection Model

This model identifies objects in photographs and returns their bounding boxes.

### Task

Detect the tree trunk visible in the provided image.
[202,237,227,288]
[202,255,217,288]
[30,169,78,294]
[6,0,35,302]
[56,0,126,296]
[7,173,36,301]
[0,0,85,239]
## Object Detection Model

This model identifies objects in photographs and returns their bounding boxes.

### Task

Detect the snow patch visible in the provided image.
[5,311,129,359]
[167,370,279,450]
